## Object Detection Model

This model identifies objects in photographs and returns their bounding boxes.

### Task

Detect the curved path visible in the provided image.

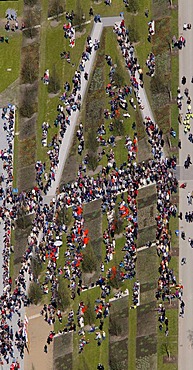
[178,1,193,369]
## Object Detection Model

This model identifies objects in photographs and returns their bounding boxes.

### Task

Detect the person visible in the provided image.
[178,139,181,149]
[89,7,93,16]
[181,231,185,240]
[181,257,186,265]
[178,212,183,220]
[182,76,186,85]
[97,364,104,370]
[180,182,187,188]
[44,344,48,353]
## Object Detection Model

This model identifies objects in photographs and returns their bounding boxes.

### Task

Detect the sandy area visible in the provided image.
[24,305,53,370]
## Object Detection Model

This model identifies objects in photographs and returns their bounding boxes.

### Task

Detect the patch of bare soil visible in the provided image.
[76,27,86,38]
[19,113,37,140]
[50,19,61,27]
[17,163,36,192]
[0,78,20,107]
[25,305,53,370]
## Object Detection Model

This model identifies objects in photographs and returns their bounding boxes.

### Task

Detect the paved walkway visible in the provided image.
[0,108,25,370]
[178,1,193,369]
[0,109,9,295]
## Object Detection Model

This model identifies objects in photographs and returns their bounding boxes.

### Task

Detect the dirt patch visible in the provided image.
[140,282,157,293]
[25,304,53,370]
[87,165,102,176]
[76,28,86,38]
[137,302,157,338]
[59,153,79,190]
[136,334,157,358]
[53,332,73,370]
[152,0,171,19]
[163,355,177,364]
[138,138,152,162]
[171,247,179,256]
[136,353,157,370]
[19,114,37,140]
[18,136,36,167]
[138,185,156,200]
[0,78,20,107]
[138,225,157,247]
[109,297,129,370]
[137,248,158,283]
[82,200,102,284]
[17,163,36,192]
[50,19,61,28]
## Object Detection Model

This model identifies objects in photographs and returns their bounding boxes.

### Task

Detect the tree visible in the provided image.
[128,17,140,43]
[20,87,37,118]
[48,0,65,21]
[23,9,38,39]
[57,277,70,311]
[48,64,60,94]
[108,269,123,289]
[74,2,84,31]
[84,297,95,325]
[87,151,98,171]
[82,245,98,273]
[28,282,42,304]
[113,64,125,87]
[109,315,122,336]
[31,257,42,281]
[24,0,38,6]
[126,0,139,13]
[113,118,125,136]
[21,54,39,84]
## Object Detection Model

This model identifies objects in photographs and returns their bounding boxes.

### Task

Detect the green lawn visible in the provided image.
[0,0,23,18]
[0,32,22,93]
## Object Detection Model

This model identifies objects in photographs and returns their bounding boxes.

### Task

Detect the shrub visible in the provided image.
[113,64,125,87]
[73,2,84,31]
[48,0,65,20]
[126,0,139,13]
[20,88,37,118]
[28,282,42,304]
[109,316,122,336]
[87,151,98,171]
[21,54,39,84]
[82,245,98,273]
[108,270,123,289]
[48,64,60,94]
[31,257,42,281]
[20,87,37,118]
[150,73,168,95]
[128,18,140,43]
[57,277,70,311]
[24,0,38,6]
[23,9,39,39]
[113,119,125,136]
[84,298,95,325]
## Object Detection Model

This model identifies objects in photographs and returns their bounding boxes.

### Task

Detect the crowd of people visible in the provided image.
[0,12,182,367]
